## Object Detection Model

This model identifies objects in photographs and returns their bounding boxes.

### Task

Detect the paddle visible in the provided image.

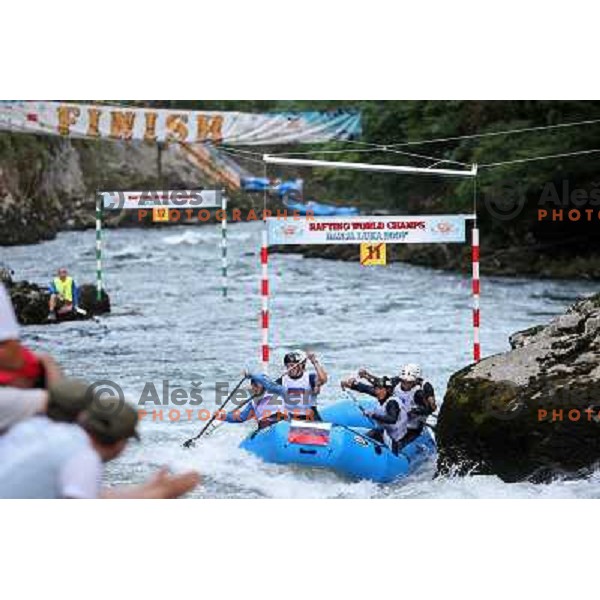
[201,393,258,438]
[185,358,314,447]
[182,374,248,448]
[183,357,315,448]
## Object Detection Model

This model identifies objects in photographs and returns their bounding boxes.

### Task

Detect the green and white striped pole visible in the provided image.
[221,192,228,298]
[96,192,103,302]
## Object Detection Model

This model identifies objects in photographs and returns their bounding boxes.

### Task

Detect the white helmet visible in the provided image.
[400,363,421,382]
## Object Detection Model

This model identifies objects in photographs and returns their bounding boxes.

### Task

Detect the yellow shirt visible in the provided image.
[53,277,73,302]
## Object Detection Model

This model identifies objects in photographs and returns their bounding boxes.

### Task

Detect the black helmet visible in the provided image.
[284,350,306,365]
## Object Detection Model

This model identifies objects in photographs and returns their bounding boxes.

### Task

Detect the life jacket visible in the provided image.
[404,383,434,431]
[0,346,43,387]
[281,372,316,417]
[53,277,74,302]
[371,394,409,447]
[252,391,285,422]
[393,385,418,408]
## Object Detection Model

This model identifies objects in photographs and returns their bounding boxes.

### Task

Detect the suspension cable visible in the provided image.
[384,117,600,148]
[217,146,265,166]
[479,147,600,168]
[266,138,469,166]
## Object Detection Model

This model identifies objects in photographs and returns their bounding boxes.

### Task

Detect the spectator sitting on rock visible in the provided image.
[0,379,201,499]
[48,267,79,321]
[0,283,62,388]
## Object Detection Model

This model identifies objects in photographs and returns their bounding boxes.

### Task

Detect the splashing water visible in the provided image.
[2,221,598,498]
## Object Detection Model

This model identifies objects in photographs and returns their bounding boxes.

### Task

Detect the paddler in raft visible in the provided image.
[390,364,436,445]
[47,267,79,322]
[341,363,437,450]
[223,373,287,431]
[278,350,327,422]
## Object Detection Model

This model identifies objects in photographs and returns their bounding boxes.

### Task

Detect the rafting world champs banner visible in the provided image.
[0,101,361,145]
[267,215,474,245]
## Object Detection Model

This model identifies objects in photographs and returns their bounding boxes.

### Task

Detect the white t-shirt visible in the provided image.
[0,387,47,433]
[0,283,19,342]
[0,416,103,499]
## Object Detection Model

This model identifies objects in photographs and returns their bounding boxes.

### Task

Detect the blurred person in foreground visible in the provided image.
[0,380,200,499]
[0,283,62,388]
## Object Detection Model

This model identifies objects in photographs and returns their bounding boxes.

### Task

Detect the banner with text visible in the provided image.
[100,190,220,210]
[267,215,474,245]
[0,102,361,145]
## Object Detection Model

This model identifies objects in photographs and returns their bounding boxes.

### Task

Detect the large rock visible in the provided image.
[0,134,210,246]
[5,279,110,325]
[436,293,600,482]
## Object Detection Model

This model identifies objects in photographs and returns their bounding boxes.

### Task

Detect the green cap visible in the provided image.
[79,396,140,445]
[47,379,93,423]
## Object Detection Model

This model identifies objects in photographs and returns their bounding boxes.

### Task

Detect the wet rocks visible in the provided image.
[4,276,110,325]
[437,292,600,482]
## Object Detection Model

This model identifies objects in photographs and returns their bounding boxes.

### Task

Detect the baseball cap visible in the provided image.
[47,378,93,423]
[79,396,140,445]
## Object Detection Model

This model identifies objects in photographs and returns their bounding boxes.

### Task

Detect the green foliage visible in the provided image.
[0,132,56,198]
[5,100,600,255]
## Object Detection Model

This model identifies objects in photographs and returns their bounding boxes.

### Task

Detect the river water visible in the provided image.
[2,221,599,498]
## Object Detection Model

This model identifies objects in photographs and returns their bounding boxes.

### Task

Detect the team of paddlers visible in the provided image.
[223,350,436,456]
[0,270,435,497]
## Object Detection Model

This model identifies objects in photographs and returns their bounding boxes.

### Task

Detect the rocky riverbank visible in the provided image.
[1,267,110,324]
[0,132,256,246]
[436,292,600,482]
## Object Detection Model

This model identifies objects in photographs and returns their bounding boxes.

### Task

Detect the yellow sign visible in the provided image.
[152,207,170,222]
[360,243,387,266]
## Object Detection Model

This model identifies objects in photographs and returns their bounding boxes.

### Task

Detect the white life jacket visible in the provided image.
[252,392,284,422]
[371,396,408,448]
[397,385,429,430]
[281,372,316,416]
[393,386,418,409]
[393,385,427,431]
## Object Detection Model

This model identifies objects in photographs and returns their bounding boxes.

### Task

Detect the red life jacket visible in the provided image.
[0,346,43,386]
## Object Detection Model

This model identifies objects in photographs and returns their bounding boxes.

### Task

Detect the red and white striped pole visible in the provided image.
[472,225,481,362]
[261,221,270,373]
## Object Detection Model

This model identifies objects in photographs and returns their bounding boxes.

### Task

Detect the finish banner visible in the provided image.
[0,101,361,145]
[100,190,220,210]
[267,215,475,245]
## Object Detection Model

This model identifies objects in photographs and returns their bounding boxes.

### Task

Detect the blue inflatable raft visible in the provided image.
[240,399,436,483]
